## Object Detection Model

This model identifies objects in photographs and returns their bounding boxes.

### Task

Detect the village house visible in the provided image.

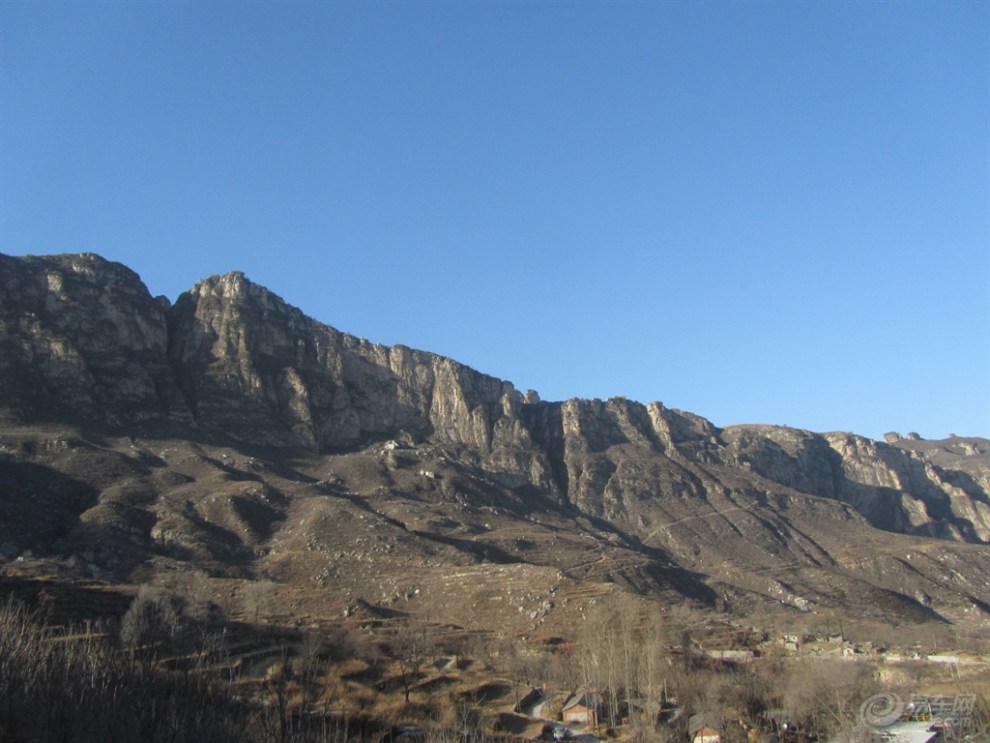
[824,721,938,743]
[561,690,602,727]
[689,713,723,743]
[702,649,756,663]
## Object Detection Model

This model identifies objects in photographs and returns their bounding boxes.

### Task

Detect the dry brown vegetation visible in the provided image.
[2,583,987,743]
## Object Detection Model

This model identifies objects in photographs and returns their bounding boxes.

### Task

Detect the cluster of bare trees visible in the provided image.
[543,600,694,739]
[0,597,245,742]
[0,588,376,743]
[373,602,915,743]
[486,597,913,743]
[0,593,489,743]
[562,597,672,734]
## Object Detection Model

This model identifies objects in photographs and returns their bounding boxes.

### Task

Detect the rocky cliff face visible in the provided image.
[2,252,988,549]
[721,426,990,542]
[0,253,190,425]
[167,271,540,457]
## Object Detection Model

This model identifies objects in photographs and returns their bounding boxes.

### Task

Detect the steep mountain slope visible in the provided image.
[1,252,988,633]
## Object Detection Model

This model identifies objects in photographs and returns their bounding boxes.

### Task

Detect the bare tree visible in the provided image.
[784,659,874,741]
[392,620,437,703]
[120,585,191,656]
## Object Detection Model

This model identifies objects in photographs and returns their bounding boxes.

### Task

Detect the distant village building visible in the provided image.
[690,713,723,743]
[703,649,756,663]
[825,721,937,743]
[561,691,602,727]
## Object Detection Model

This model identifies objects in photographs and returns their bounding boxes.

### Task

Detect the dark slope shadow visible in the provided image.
[0,575,134,623]
[569,509,719,606]
[0,460,99,553]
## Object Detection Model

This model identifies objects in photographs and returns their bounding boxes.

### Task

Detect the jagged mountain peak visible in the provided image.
[185,269,274,301]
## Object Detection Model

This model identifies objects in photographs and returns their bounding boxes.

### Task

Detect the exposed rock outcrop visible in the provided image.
[167,270,532,454]
[0,253,190,425]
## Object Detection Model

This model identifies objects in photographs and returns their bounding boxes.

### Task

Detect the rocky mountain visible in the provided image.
[2,251,989,634]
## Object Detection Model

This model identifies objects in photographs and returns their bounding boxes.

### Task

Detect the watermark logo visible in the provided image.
[860,693,904,728]
[859,692,981,739]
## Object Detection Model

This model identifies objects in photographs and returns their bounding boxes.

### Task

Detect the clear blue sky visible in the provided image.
[2,1,987,440]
